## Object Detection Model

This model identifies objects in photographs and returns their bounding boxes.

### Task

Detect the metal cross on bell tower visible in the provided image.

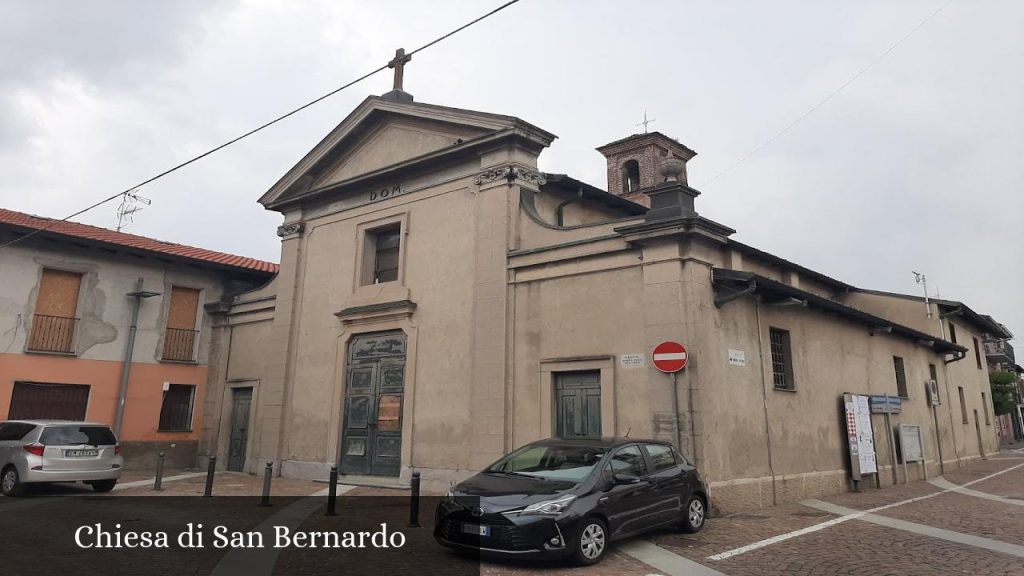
[388,48,412,91]
[637,110,656,133]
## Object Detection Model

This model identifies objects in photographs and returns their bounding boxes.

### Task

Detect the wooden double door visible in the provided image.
[556,371,602,439]
[339,332,406,477]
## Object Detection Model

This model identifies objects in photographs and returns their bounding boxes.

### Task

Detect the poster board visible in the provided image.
[844,393,878,480]
[898,424,925,463]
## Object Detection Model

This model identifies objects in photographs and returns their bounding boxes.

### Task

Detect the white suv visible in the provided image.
[0,420,123,496]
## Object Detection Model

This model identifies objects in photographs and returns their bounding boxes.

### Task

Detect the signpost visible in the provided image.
[868,394,902,484]
[653,341,688,461]
[843,393,878,489]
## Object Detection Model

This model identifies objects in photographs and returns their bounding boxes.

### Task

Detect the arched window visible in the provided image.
[621,160,641,193]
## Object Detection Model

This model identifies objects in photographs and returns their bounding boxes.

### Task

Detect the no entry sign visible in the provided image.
[652,341,688,373]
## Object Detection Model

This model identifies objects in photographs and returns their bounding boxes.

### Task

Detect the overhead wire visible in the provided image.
[0,0,523,250]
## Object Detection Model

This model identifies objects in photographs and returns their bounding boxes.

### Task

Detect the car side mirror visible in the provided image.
[613,473,641,485]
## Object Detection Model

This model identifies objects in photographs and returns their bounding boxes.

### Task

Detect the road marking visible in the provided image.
[803,499,1024,559]
[210,485,355,576]
[927,477,1024,507]
[619,539,727,576]
[113,472,207,490]
[708,461,1024,561]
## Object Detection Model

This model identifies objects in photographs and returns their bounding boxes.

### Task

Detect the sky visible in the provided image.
[1,0,1021,342]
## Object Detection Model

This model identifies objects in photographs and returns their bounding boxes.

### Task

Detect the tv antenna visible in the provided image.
[116,190,151,232]
[912,271,932,319]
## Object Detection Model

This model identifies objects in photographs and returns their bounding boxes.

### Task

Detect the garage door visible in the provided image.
[8,382,90,421]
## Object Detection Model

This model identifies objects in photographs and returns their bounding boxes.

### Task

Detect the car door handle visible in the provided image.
[599,496,609,504]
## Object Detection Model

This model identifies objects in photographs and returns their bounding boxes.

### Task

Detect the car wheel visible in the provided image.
[681,494,706,533]
[91,479,117,493]
[571,516,608,566]
[1,466,24,497]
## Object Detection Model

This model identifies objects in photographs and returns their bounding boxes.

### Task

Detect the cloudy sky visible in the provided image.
[2,0,1021,341]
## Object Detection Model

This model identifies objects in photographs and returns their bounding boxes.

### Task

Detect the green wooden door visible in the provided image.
[556,371,602,439]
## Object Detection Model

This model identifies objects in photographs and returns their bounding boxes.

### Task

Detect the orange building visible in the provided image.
[0,209,277,469]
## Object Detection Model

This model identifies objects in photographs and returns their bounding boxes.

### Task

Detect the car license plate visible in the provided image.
[462,523,490,537]
[65,449,99,457]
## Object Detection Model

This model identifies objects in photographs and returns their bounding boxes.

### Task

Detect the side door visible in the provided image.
[596,444,658,539]
[641,443,689,527]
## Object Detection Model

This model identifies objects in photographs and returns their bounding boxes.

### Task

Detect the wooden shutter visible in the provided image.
[29,269,82,353]
[163,287,200,361]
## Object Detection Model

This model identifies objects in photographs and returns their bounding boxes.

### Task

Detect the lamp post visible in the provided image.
[113,278,160,437]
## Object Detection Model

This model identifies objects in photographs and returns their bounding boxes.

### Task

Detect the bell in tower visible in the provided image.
[596,131,697,207]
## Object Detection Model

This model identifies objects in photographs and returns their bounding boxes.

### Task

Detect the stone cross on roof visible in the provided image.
[388,48,412,91]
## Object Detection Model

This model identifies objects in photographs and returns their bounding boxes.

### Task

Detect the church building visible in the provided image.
[200,71,1009,512]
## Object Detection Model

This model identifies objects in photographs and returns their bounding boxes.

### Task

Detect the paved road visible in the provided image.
[3,451,1021,575]
[639,450,1024,576]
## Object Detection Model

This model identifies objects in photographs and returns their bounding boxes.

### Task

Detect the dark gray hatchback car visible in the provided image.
[435,437,708,565]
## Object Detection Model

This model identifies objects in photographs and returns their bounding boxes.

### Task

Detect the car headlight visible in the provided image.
[520,495,576,516]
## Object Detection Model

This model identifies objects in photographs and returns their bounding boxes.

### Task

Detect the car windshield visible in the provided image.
[486,444,606,482]
[39,425,116,446]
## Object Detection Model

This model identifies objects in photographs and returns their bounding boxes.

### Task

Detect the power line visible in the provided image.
[708,0,955,184]
[0,0,523,250]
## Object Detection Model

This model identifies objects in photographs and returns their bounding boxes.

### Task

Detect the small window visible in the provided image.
[621,160,641,193]
[972,337,982,369]
[608,445,647,479]
[893,356,908,398]
[948,322,957,344]
[982,392,990,425]
[958,386,968,425]
[365,225,401,285]
[158,384,196,432]
[645,444,677,472]
[769,327,795,390]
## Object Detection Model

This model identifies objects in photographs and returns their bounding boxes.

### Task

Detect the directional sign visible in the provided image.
[652,341,688,373]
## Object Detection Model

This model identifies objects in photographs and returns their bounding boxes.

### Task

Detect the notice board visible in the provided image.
[844,393,878,480]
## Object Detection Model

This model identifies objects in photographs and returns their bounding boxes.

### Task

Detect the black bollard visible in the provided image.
[325,466,338,516]
[259,461,273,507]
[153,451,165,491]
[203,456,216,497]
[408,471,421,527]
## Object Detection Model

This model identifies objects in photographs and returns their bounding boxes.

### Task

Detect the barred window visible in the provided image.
[893,356,908,398]
[158,384,196,432]
[769,327,794,390]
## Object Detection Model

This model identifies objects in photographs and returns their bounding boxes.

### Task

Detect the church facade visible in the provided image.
[199,87,1009,512]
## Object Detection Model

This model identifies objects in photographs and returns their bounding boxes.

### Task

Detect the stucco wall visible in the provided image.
[0,233,244,451]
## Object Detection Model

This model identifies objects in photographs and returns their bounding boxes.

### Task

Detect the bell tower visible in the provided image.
[596,132,697,206]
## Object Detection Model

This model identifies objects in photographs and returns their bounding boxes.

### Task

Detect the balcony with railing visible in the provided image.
[985,340,1015,368]
[26,314,78,354]
[162,327,199,362]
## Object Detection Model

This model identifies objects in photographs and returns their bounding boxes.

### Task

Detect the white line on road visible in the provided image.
[113,472,207,490]
[210,485,356,576]
[708,462,1024,561]
[618,539,726,576]
[804,499,1024,559]
[927,477,1024,507]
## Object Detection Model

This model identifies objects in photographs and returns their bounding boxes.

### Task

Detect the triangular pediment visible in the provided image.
[259,95,556,210]
[311,117,489,189]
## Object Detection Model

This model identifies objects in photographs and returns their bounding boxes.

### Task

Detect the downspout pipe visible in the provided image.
[555,185,584,227]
